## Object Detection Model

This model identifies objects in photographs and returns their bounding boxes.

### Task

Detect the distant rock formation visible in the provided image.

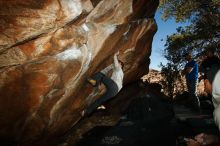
[144,69,206,97]
[0,0,159,144]
[143,69,162,83]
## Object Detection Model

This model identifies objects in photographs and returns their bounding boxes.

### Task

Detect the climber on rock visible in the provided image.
[83,52,124,116]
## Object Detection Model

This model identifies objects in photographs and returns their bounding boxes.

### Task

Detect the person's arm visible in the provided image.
[100,65,113,75]
[100,52,121,75]
[113,52,121,71]
[198,74,205,82]
[195,133,219,145]
[182,67,193,75]
[182,61,196,75]
[185,138,201,146]
[204,79,212,94]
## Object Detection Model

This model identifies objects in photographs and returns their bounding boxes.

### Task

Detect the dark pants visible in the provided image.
[186,79,200,109]
[86,72,119,115]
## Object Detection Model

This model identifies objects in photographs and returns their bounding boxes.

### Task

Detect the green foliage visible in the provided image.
[159,57,185,98]
[159,0,220,22]
[160,0,220,55]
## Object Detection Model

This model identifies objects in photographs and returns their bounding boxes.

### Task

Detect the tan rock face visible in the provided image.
[0,0,159,144]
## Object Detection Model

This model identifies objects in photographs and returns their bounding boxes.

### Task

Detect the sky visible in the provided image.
[150,11,189,70]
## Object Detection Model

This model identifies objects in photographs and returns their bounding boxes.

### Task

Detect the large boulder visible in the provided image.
[0,0,159,144]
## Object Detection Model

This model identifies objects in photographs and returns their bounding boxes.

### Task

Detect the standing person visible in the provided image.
[181,53,200,111]
[205,64,220,131]
[199,48,220,82]
[84,52,124,116]
[186,63,220,146]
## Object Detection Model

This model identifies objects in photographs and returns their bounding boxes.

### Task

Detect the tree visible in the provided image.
[159,48,185,98]
[160,0,220,59]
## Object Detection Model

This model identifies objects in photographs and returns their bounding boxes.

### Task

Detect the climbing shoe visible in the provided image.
[87,78,97,86]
